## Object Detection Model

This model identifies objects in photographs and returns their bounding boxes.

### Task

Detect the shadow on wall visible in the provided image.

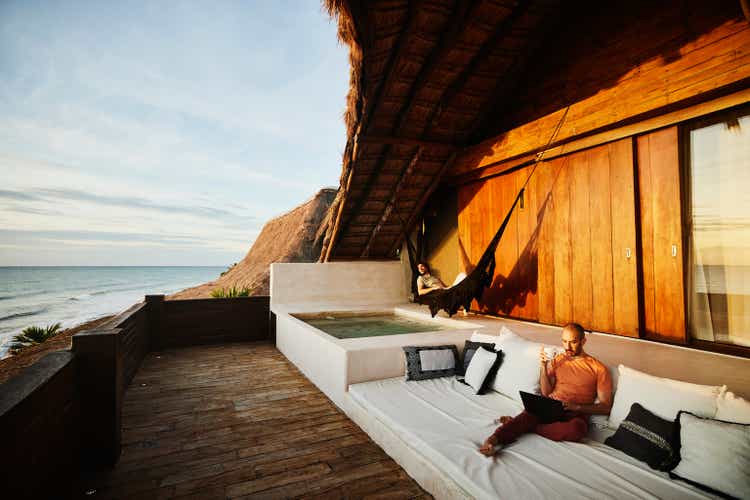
[476,191,552,316]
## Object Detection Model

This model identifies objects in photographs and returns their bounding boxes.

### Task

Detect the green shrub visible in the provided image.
[9,323,62,354]
[210,286,251,298]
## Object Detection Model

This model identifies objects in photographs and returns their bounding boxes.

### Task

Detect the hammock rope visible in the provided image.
[404,106,571,317]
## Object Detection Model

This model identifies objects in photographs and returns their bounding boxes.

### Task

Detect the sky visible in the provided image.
[0,0,349,266]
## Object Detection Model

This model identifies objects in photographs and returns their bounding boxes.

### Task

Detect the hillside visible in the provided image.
[170,188,337,299]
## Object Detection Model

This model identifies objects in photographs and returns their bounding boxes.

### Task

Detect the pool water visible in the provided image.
[295,312,448,339]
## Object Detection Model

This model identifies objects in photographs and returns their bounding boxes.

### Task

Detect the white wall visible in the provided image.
[270,261,407,312]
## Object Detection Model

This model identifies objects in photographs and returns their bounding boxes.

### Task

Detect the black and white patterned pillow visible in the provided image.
[605,402,679,471]
[460,340,497,375]
[403,345,460,381]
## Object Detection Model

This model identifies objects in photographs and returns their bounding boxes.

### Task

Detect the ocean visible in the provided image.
[0,266,224,358]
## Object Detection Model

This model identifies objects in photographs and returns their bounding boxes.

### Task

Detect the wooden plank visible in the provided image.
[609,138,640,337]
[552,156,573,325]
[87,343,429,499]
[638,127,686,341]
[535,160,557,324]
[456,183,476,274]
[588,145,615,333]
[446,87,750,187]
[516,164,540,321]
[475,180,495,312]
[638,133,657,337]
[570,149,593,327]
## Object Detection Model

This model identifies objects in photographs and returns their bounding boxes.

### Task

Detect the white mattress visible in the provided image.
[348,377,717,500]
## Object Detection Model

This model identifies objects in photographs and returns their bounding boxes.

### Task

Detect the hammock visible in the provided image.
[406,188,523,317]
[404,106,571,317]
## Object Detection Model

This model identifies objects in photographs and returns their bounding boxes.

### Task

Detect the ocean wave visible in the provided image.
[68,293,92,301]
[0,289,51,301]
[0,307,48,322]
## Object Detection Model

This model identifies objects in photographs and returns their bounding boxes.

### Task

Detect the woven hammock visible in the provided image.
[406,188,524,317]
[402,106,570,317]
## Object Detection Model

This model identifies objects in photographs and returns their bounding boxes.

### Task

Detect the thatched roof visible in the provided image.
[320,0,562,260]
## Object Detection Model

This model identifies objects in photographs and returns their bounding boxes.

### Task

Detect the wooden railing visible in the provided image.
[0,295,271,499]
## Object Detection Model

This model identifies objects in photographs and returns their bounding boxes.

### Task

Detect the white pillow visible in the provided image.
[671,412,750,499]
[608,365,725,429]
[491,327,554,401]
[464,347,498,394]
[716,391,750,424]
[470,330,500,345]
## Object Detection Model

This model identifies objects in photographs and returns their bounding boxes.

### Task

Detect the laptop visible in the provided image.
[519,391,565,423]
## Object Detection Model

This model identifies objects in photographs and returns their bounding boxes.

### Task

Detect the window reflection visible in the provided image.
[688,108,750,347]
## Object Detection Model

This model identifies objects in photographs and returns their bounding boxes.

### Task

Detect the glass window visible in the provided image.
[687,107,750,348]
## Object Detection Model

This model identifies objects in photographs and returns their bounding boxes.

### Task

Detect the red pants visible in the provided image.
[492,410,588,445]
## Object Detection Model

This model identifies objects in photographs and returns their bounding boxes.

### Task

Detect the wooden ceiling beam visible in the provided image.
[332,1,425,251]
[323,0,420,262]
[361,147,423,257]
[467,4,561,144]
[424,0,532,138]
[378,2,531,257]
[359,1,425,139]
[350,1,480,258]
[357,135,456,149]
[387,151,459,256]
[391,0,484,137]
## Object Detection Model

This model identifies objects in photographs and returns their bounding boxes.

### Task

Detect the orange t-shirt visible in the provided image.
[547,354,612,405]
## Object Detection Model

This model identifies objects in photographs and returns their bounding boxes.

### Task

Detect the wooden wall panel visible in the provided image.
[459,139,638,336]
[457,181,482,280]
[451,2,750,177]
[516,167,539,320]
[535,161,558,325]
[552,158,573,325]
[570,150,593,327]
[609,139,640,337]
[455,140,640,336]
[637,127,686,341]
[588,146,615,333]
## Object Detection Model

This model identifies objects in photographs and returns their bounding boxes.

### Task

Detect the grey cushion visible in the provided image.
[670,411,750,499]
[403,345,459,381]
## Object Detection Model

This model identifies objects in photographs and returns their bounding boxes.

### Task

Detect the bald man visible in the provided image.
[479,323,613,456]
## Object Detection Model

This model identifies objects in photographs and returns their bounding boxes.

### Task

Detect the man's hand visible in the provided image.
[562,401,581,412]
[478,436,498,457]
[493,415,512,425]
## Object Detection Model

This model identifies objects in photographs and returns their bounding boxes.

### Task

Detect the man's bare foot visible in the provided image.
[493,415,513,425]
[479,438,503,457]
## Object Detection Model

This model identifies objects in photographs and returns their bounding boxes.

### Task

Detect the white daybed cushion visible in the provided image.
[609,365,725,429]
[671,412,750,499]
[348,377,716,500]
[716,391,750,424]
[470,330,501,345]
[490,326,554,401]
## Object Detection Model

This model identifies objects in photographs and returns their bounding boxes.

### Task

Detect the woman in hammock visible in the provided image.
[416,262,446,296]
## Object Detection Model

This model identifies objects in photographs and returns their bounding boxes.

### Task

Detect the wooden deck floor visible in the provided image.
[86,342,430,499]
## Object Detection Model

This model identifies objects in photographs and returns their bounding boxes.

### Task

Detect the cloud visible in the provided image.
[0,189,40,201]
[0,1,348,265]
[0,228,251,249]
[33,187,257,222]
[3,205,62,216]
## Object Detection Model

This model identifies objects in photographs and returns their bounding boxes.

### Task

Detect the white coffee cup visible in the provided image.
[543,346,562,360]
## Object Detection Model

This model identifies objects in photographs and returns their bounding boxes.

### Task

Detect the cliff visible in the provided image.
[169,188,337,299]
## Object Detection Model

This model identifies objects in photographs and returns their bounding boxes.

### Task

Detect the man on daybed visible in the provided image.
[479,323,613,456]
